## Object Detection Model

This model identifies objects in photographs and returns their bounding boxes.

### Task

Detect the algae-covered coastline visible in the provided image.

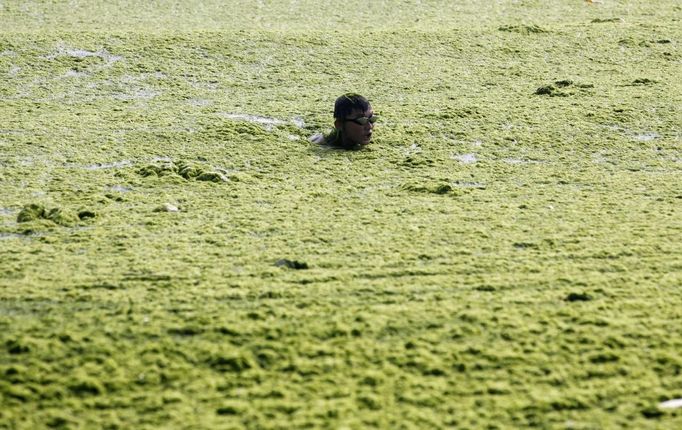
[1,1,681,428]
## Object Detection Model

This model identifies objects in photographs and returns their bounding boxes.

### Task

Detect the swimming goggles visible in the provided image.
[344,115,378,125]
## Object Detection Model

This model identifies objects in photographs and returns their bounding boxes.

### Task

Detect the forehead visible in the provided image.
[348,107,373,117]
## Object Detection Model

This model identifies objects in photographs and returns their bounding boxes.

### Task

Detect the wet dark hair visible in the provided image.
[333,93,370,119]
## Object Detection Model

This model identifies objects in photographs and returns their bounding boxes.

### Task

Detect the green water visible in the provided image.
[1,1,681,428]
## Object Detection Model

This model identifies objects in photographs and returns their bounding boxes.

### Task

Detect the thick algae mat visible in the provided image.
[1,1,681,428]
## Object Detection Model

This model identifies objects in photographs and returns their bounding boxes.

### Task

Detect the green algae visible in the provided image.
[16,203,78,226]
[138,160,230,182]
[275,259,309,270]
[535,80,596,97]
[1,1,682,429]
[498,24,548,34]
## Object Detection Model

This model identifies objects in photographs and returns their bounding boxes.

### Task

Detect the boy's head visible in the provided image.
[333,93,375,148]
[333,93,371,120]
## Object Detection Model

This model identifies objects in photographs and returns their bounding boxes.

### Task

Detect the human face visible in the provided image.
[339,108,375,147]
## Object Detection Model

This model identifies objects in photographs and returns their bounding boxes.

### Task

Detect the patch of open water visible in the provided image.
[64,69,88,78]
[107,185,133,193]
[605,124,662,143]
[0,129,27,135]
[219,113,306,130]
[188,98,213,107]
[0,232,42,241]
[0,208,15,216]
[404,143,422,156]
[634,132,659,142]
[451,181,486,188]
[291,117,305,128]
[309,133,324,144]
[452,153,478,164]
[152,156,173,163]
[112,89,160,101]
[501,158,545,165]
[46,46,123,65]
[0,233,23,240]
[64,160,133,170]
[659,398,682,409]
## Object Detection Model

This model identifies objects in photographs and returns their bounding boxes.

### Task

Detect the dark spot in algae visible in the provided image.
[498,24,547,34]
[255,350,279,369]
[589,352,619,363]
[77,210,96,220]
[535,85,558,96]
[358,394,382,410]
[215,326,240,336]
[6,338,31,354]
[360,375,381,387]
[401,156,435,167]
[535,80,592,97]
[82,282,119,290]
[68,378,104,396]
[105,193,124,201]
[5,366,22,378]
[216,405,241,415]
[641,406,664,419]
[591,17,623,24]
[209,354,254,373]
[168,326,204,336]
[46,415,72,429]
[549,397,588,411]
[433,184,452,194]
[275,259,309,270]
[513,242,539,250]
[404,341,418,350]
[402,182,455,195]
[6,385,32,401]
[565,292,593,302]
[631,78,657,85]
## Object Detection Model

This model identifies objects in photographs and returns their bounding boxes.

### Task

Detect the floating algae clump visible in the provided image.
[275,259,309,270]
[498,24,547,34]
[401,182,456,195]
[196,171,228,182]
[178,161,228,182]
[16,204,47,223]
[177,161,202,179]
[153,203,180,212]
[535,84,567,97]
[535,80,593,97]
[44,208,77,226]
[137,160,228,182]
[137,160,178,177]
[17,204,77,226]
